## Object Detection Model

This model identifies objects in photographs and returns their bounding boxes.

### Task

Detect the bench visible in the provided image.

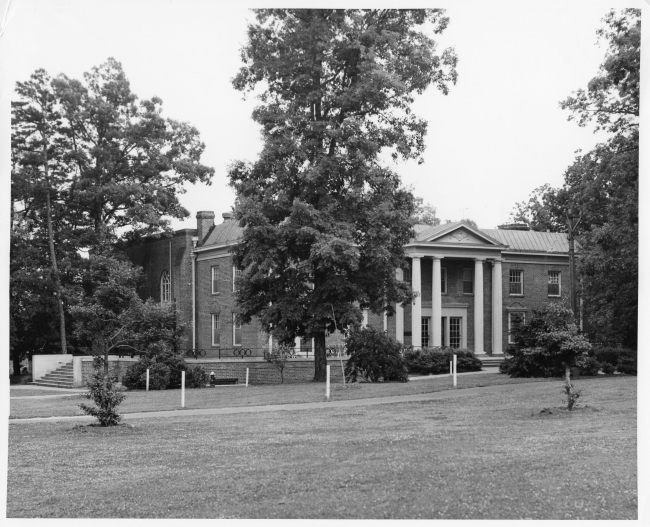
[211,378,239,386]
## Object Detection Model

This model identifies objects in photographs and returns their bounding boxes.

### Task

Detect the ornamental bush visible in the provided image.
[344,327,408,383]
[590,346,637,375]
[79,356,126,426]
[184,365,210,388]
[123,352,187,390]
[405,347,482,375]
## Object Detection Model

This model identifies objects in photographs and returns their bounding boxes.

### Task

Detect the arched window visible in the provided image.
[160,271,171,303]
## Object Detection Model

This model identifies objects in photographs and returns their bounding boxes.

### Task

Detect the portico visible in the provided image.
[395,222,507,355]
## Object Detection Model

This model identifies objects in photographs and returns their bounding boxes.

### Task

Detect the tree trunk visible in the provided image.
[313,330,327,382]
[564,364,574,411]
[12,355,23,378]
[44,167,68,355]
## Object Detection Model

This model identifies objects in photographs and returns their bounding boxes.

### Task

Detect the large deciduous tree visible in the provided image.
[229,9,457,381]
[508,9,639,348]
[11,59,214,361]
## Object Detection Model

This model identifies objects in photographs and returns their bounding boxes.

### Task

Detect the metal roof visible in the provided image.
[201,220,244,247]
[480,229,571,253]
[199,218,573,254]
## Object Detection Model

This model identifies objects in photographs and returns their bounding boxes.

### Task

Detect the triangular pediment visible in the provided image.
[419,222,504,246]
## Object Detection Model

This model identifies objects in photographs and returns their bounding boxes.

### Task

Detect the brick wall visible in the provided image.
[80,358,347,386]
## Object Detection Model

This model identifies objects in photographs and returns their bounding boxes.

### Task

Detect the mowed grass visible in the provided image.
[10,373,561,419]
[7,376,636,519]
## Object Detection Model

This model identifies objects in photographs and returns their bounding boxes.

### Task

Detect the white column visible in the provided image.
[411,256,422,349]
[396,268,404,343]
[363,309,369,327]
[492,258,503,355]
[432,257,442,347]
[474,258,485,355]
[383,311,387,332]
[294,336,301,354]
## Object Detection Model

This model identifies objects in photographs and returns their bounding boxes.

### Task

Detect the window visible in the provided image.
[441,267,447,294]
[211,266,219,294]
[509,270,523,295]
[450,317,462,348]
[160,271,171,303]
[462,268,473,294]
[232,313,241,346]
[402,266,412,282]
[421,317,430,348]
[211,314,220,346]
[508,312,526,344]
[232,266,242,292]
[548,271,561,297]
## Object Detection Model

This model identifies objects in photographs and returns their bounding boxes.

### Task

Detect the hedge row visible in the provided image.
[404,347,482,375]
[122,353,210,390]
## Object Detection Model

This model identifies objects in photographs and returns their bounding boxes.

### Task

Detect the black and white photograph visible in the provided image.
[1,0,645,520]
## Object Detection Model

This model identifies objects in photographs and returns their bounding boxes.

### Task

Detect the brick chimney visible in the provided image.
[196,211,215,242]
[222,212,234,222]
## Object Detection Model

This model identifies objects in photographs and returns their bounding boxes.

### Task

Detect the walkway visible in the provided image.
[10,380,533,424]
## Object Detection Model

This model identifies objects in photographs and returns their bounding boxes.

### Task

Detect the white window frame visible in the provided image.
[441,267,447,294]
[211,314,220,346]
[211,266,219,294]
[508,312,526,344]
[402,266,412,282]
[232,266,242,292]
[509,270,523,296]
[462,268,473,294]
[232,313,242,346]
[160,271,171,304]
[548,271,561,297]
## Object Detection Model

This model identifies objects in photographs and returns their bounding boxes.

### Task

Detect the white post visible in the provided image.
[246,367,249,387]
[411,256,422,349]
[453,354,457,387]
[474,258,485,355]
[492,258,503,355]
[294,337,300,354]
[363,309,369,328]
[450,361,452,376]
[432,257,442,347]
[396,269,404,343]
[326,364,330,400]
[181,370,185,408]
[146,369,150,392]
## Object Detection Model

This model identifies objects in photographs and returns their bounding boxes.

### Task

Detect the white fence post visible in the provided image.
[326,364,330,400]
[246,367,249,387]
[181,370,185,408]
[146,369,150,392]
[449,361,452,376]
[453,354,457,388]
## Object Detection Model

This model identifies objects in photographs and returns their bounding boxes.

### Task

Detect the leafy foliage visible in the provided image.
[122,352,189,390]
[263,344,294,384]
[501,303,592,410]
[146,363,171,391]
[508,9,639,348]
[404,347,482,375]
[229,9,457,381]
[79,356,126,426]
[413,198,440,226]
[344,327,408,383]
[184,365,210,389]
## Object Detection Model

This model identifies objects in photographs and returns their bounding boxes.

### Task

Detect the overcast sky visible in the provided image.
[0,0,642,230]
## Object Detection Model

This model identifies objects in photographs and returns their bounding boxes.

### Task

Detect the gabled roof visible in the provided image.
[200,220,244,247]
[413,221,505,247]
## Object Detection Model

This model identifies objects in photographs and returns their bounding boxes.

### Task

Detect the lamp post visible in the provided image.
[566,208,578,324]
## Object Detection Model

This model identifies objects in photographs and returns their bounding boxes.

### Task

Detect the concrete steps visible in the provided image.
[480,355,505,368]
[31,362,75,389]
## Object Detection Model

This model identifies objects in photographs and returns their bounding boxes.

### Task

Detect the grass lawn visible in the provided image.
[10,373,562,419]
[7,376,636,519]
[10,389,83,398]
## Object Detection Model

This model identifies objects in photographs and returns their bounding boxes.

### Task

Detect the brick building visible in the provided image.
[127,211,575,361]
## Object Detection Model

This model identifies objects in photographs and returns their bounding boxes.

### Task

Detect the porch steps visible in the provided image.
[31,362,75,389]
[480,355,505,368]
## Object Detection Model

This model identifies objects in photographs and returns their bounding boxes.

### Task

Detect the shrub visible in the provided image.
[79,356,126,426]
[147,363,171,390]
[406,347,482,375]
[263,344,293,383]
[577,355,601,376]
[344,327,408,383]
[123,352,188,390]
[499,347,565,378]
[617,348,637,375]
[185,365,210,388]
